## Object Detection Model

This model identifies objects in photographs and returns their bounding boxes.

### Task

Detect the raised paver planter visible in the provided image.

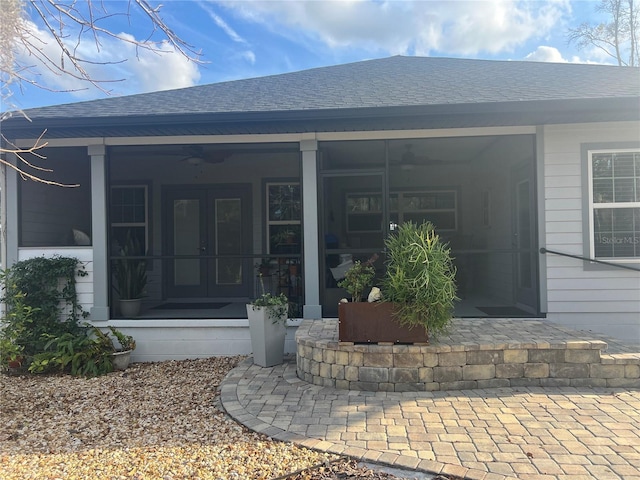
[295,319,640,391]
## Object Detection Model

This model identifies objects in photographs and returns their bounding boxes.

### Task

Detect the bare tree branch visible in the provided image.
[0,131,79,187]
[0,0,203,185]
[567,0,640,66]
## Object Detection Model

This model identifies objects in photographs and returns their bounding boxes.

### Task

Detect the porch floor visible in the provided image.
[128,295,536,320]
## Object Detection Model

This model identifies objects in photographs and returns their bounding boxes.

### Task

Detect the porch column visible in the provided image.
[4,153,19,268]
[89,144,110,321]
[300,139,321,319]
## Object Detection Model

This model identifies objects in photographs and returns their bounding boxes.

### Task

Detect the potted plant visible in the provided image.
[382,221,457,342]
[338,258,376,302]
[93,326,136,371]
[113,234,147,317]
[107,326,136,370]
[272,228,297,246]
[338,222,457,344]
[0,337,25,374]
[255,258,273,277]
[246,276,289,367]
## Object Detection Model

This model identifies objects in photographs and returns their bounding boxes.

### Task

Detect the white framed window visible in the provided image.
[110,185,149,255]
[266,182,301,254]
[588,149,640,262]
[346,190,457,233]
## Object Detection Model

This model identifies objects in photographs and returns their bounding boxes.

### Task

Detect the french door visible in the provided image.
[163,185,252,299]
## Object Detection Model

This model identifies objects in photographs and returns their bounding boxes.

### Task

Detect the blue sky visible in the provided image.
[8,0,610,111]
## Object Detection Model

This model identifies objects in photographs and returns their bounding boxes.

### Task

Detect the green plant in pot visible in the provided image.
[246,275,289,367]
[338,260,376,302]
[0,337,25,372]
[383,221,458,341]
[255,258,273,277]
[114,233,147,317]
[92,326,136,371]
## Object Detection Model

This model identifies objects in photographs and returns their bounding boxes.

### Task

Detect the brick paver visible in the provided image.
[221,357,640,480]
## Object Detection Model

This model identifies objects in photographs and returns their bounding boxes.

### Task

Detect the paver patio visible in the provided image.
[220,320,640,480]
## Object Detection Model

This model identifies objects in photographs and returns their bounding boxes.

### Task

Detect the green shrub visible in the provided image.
[383,221,458,340]
[338,260,376,302]
[29,328,113,377]
[1,256,88,358]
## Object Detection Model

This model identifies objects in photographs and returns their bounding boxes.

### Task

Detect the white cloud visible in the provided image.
[203,5,248,45]
[240,50,256,64]
[13,21,201,99]
[524,45,569,62]
[524,45,614,64]
[215,0,572,57]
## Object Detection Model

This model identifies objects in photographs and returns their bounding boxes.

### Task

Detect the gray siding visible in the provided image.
[543,121,640,342]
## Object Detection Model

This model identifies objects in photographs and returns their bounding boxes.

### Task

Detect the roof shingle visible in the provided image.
[17,55,640,120]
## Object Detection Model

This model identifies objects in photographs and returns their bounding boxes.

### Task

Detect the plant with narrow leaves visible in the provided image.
[108,326,136,351]
[382,221,458,340]
[113,232,147,300]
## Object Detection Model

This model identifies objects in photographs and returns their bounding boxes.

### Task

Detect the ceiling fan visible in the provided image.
[394,144,447,170]
[178,145,231,166]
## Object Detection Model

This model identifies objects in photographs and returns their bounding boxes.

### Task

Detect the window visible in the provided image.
[346,190,457,233]
[266,183,301,254]
[589,149,640,261]
[110,185,149,255]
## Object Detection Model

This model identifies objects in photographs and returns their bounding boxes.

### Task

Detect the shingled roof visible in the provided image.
[4,55,640,138]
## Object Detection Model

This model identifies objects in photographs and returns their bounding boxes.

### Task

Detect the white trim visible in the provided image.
[315,126,536,141]
[265,182,301,255]
[587,148,640,264]
[13,126,536,148]
[110,184,150,253]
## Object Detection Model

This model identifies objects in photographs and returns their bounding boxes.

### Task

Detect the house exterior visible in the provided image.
[2,56,639,362]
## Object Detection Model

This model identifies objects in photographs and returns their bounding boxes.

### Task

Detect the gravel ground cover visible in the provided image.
[0,357,448,480]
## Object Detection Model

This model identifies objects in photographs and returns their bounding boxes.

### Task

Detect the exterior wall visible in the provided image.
[19,148,92,248]
[543,121,640,342]
[17,247,94,314]
[96,319,301,363]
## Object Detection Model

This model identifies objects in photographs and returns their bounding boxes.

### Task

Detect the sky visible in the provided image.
[5,0,615,111]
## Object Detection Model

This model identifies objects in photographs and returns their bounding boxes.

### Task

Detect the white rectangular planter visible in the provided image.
[246,305,286,367]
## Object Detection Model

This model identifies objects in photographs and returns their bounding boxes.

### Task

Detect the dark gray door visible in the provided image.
[164,185,251,299]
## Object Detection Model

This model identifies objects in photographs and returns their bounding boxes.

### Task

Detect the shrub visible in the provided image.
[29,328,114,377]
[338,260,376,302]
[0,256,88,359]
[383,221,458,339]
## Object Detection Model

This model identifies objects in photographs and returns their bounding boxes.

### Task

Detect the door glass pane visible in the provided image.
[216,198,242,285]
[174,199,200,286]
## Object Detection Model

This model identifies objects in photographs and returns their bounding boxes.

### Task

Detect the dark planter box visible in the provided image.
[338,302,429,344]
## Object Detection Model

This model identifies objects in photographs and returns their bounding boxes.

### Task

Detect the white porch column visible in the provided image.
[89,144,110,321]
[300,140,321,319]
[4,154,19,268]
